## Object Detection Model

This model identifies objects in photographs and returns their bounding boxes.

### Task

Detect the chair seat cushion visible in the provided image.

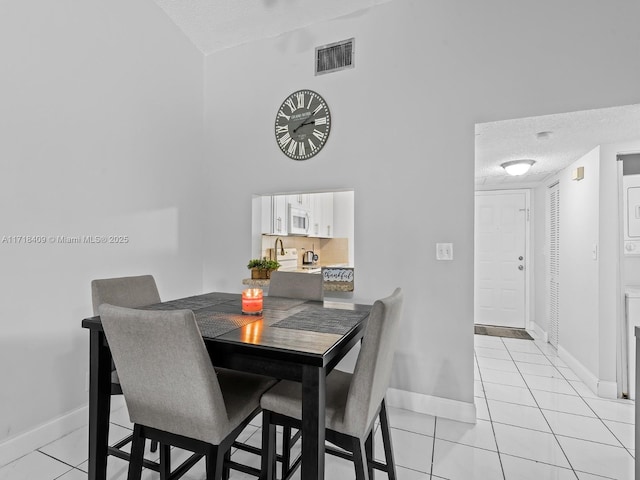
[217,369,278,430]
[260,369,353,435]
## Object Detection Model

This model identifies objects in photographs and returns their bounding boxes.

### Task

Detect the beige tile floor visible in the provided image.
[0,331,635,479]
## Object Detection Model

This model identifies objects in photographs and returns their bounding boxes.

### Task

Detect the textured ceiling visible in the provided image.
[475,104,640,188]
[152,0,392,55]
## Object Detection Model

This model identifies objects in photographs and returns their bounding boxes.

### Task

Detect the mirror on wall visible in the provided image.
[251,190,354,270]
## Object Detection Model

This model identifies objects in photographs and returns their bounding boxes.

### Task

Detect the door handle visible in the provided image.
[518,256,523,261]
[518,265,524,271]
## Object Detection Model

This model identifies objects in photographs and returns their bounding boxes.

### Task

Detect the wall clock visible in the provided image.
[275,89,331,161]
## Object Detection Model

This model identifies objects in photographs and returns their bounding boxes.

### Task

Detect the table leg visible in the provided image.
[88,330,112,480]
[301,365,326,480]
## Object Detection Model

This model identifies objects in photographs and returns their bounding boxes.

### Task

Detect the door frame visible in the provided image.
[475,189,532,329]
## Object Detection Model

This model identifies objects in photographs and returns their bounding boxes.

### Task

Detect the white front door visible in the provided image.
[475,191,528,328]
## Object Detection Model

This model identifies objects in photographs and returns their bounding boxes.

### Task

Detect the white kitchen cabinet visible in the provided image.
[310,192,333,238]
[320,192,334,238]
[287,193,312,211]
[261,195,287,235]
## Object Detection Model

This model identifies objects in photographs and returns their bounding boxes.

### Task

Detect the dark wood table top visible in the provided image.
[82,292,371,368]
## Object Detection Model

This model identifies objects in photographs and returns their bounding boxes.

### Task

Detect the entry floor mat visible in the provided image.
[474,325,534,340]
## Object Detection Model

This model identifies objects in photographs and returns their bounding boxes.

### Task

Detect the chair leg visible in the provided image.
[151,439,159,452]
[261,411,277,480]
[127,425,146,480]
[159,443,171,480]
[222,450,231,480]
[205,445,225,480]
[365,431,374,480]
[379,400,397,480]
[282,426,292,474]
[351,437,370,480]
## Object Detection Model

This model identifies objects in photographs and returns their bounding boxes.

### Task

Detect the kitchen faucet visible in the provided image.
[274,237,285,261]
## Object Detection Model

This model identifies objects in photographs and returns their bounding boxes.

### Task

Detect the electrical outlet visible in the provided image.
[436,243,453,260]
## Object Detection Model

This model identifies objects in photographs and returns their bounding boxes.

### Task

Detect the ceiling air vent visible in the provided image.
[315,38,355,75]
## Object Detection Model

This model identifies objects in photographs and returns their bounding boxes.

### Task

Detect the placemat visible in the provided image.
[211,297,306,312]
[263,297,307,311]
[195,311,259,338]
[271,306,368,335]
[140,295,232,311]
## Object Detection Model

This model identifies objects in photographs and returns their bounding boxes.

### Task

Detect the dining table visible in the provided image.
[82,291,371,480]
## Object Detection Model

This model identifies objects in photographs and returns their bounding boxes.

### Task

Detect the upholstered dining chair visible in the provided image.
[260,288,403,480]
[91,275,167,476]
[264,269,324,473]
[99,304,277,480]
[268,271,324,301]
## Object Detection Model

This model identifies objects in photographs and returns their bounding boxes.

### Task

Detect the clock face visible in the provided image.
[275,90,331,161]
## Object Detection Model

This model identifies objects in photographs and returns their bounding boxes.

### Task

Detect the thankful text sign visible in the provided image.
[322,267,354,291]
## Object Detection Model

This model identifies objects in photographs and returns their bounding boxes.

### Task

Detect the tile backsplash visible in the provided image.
[260,235,349,267]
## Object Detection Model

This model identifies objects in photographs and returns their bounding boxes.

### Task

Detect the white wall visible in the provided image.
[201,0,640,415]
[0,0,204,453]
[559,148,601,376]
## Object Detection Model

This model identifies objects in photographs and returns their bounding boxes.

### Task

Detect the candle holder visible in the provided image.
[242,288,263,315]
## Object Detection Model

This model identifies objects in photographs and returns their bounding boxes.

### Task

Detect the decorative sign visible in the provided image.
[322,267,354,292]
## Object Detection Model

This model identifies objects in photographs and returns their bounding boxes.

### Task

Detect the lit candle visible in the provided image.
[242,288,263,315]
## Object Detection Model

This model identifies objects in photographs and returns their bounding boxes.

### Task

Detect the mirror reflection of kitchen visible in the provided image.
[251,190,354,275]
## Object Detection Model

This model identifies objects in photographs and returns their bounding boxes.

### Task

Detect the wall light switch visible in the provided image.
[436,243,453,260]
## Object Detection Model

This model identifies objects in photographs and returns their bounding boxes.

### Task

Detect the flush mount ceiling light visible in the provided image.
[536,130,553,140]
[501,159,536,176]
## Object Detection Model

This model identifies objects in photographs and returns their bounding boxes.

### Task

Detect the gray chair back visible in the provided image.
[91,275,160,315]
[268,271,324,301]
[343,288,403,437]
[99,304,232,445]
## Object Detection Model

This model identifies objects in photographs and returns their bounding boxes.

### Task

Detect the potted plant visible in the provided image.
[247,258,281,279]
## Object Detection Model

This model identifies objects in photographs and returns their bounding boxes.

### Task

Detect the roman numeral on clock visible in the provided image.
[279,132,291,147]
[285,98,296,112]
[312,129,325,141]
[287,139,298,155]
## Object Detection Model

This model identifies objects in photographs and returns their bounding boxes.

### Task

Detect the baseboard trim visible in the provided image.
[532,322,548,343]
[0,404,92,468]
[557,346,617,399]
[386,388,477,424]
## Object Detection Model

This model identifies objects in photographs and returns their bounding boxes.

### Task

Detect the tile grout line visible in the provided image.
[430,417,436,479]
[474,346,507,480]
[35,449,78,475]
[500,335,581,479]
[529,338,634,456]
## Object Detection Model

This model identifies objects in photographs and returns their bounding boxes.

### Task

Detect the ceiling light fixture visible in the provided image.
[536,131,553,140]
[501,159,536,176]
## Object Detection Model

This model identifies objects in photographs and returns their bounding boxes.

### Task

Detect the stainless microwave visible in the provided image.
[288,204,310,235]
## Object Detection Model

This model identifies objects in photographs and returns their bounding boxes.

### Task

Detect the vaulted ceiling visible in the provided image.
[150,1,640,189]
[152,0,392,55]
